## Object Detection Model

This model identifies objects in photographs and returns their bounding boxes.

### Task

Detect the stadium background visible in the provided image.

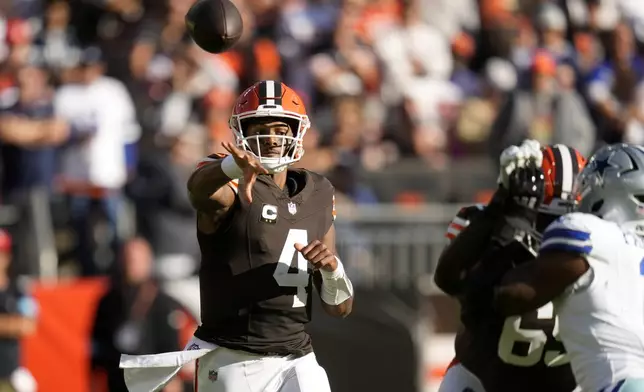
[0,0,639,391]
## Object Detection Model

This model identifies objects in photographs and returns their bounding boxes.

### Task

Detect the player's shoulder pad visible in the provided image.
[194,153,239,194]
[304,170,336,217]
[306,170,334,195]
[539,212,601,256]
[195,153,226,170]
[445,204,486,241]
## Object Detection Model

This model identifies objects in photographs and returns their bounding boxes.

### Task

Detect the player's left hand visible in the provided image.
[294,241,337,272]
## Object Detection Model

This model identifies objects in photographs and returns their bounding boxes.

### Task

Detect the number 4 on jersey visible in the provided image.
[273,229,310,308]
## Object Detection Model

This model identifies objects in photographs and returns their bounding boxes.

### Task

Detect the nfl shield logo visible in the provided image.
[288,202,297,215]
[208,370,218,382]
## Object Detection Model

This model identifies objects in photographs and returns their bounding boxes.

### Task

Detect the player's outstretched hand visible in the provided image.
[222,141,269,203]
[294,241,337,272]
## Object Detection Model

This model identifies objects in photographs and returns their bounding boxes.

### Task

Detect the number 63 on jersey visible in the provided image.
[498,302,569,367]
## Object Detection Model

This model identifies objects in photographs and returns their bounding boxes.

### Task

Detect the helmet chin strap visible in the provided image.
[264,163,288,173]
[258,157,290,174]
[239,134,303,173]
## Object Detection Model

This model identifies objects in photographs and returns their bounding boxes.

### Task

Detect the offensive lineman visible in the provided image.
[435,140,586,392]
[494,143,644,392]
[119,81,354,392]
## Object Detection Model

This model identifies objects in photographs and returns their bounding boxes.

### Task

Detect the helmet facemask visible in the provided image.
[230,112,310,173]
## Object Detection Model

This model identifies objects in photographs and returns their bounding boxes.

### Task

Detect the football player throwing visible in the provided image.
[120,81,354,392]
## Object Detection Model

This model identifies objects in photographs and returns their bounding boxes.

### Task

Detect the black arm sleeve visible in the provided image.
[434,188,508,295]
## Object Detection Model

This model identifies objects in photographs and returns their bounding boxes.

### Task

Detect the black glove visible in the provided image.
[490,163,545,246]
[507,161,545,212]
[487,162,544,218]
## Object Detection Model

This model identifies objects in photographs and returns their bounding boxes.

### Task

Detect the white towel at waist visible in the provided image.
[120,348,214,392]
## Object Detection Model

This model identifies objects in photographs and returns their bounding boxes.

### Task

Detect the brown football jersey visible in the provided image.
[194,165,335,356]
[446,205,576,392]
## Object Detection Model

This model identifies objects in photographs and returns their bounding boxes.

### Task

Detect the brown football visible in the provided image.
[185,0,243,54]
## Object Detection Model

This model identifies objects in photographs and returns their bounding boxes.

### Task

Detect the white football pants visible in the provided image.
[191,337,331,392]
[437,361,581,392]
[120,336,331,392]
[437,362,486,392]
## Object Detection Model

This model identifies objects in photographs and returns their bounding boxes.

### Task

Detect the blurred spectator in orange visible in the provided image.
[451,32,481,97]
[574,32,603,78]
[477,0,520,65]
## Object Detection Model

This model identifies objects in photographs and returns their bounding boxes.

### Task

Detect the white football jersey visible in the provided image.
[539,212,644,391]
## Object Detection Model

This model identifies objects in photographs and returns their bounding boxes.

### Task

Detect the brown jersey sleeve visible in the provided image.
[195,153,239,194]
[445,204,486,241]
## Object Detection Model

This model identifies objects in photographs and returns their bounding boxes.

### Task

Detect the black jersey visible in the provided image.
[446,205,576,392]
[194,162,335,357]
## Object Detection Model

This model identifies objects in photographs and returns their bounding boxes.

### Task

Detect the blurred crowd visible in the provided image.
[0,0,643,390]
[2,0,644,255]
[1,0,643,208]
